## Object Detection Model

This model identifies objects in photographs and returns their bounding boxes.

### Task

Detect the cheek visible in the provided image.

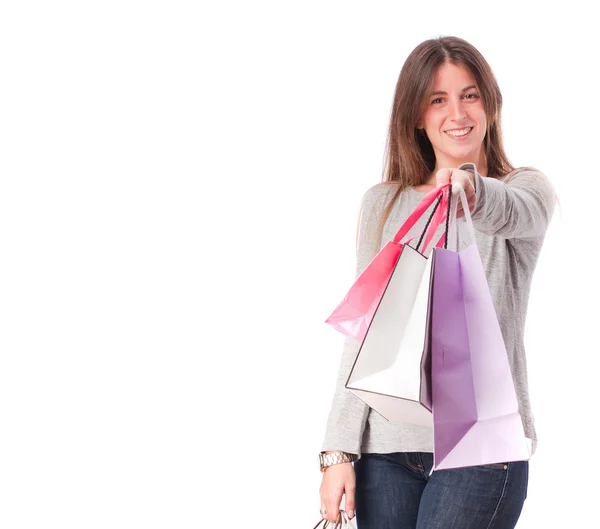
[478,118,488,137]
[474,105,487,127]
[423,109,443,131]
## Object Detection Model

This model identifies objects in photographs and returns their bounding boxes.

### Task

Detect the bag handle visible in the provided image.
[391,184,451,244]
[447,183,476,252]
[404,185,451,254]
[416,188,449,252]
[312,510,353,529]
[413,180,479,254]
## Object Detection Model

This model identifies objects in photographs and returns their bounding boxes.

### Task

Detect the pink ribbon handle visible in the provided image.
[404,185,451,254]
[392,184,450,244]
[419,186,453,252]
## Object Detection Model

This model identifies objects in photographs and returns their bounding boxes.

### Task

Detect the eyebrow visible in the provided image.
[430,85,478,96]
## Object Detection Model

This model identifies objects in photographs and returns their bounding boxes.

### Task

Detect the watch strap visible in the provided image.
[319,451,357,472]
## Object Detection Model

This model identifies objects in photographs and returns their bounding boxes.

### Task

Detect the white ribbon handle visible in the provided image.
[447,182,476,252]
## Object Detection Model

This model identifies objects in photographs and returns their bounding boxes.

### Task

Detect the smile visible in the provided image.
[445,126,473,138]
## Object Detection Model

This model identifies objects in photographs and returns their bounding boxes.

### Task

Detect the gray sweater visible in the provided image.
[321,163,556,457]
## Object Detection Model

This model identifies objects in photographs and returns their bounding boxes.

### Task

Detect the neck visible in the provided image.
[424,156,487,185]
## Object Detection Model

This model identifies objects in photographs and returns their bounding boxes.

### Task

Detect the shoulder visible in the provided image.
[502,166,556,198]
[359,181,403,212]
[503,166,552,185]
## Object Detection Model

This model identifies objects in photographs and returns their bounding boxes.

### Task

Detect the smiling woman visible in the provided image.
[318,36,556,529]
[365,36,519,250]
[418,65,488,171]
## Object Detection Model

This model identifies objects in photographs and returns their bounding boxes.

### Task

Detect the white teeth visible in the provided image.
[446,127,472,137]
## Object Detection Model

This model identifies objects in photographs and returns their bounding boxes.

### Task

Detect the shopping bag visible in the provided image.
[343,187,452,427]
[429,185,531,470]
[326,184,450,342]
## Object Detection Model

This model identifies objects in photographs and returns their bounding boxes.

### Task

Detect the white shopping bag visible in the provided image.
[345,242,434,427]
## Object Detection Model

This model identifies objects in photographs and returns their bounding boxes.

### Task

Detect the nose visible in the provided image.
[448,98,467,122]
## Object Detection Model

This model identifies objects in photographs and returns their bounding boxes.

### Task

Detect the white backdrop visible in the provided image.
[1,1,597,528]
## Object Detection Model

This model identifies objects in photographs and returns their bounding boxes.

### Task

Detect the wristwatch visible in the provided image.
[319,451,358,472]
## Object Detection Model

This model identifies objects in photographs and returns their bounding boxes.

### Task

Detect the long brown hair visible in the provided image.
[374,36,515,248]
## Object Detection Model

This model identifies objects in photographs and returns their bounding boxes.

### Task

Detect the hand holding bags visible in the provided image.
[429,185,531,470]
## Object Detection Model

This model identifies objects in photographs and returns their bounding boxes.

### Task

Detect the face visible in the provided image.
[418,62,488,173]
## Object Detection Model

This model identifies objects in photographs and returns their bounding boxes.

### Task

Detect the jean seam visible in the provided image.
[404,453,424,473]
[484,464,510,529]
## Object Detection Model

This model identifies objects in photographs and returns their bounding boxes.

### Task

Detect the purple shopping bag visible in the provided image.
[428,186,531,471]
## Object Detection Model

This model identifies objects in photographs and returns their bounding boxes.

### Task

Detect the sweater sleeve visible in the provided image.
[459,162,556,239]
[321,184,387,456]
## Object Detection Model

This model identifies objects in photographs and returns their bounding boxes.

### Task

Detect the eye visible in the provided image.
[432,97,443,105]
[464,93,479,100]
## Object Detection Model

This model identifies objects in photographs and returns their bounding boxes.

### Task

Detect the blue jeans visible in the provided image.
[354,452,528,529]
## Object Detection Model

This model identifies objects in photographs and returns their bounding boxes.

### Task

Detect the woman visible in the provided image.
[318,36,555,529]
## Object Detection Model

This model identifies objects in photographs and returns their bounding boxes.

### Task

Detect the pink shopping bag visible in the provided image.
[325,184,451,342]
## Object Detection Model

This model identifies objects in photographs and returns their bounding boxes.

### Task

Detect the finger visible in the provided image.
[345,485,356,519]
[320,476,342,523]
[468,198,476,213]
[319,501,330,522]
[319,503,326,518]
[459,190,475,214]
[466,171,476,191]
[456,199,464,219]
[435,168,453,187]
[323,494,341,523]
[466,176,477,205]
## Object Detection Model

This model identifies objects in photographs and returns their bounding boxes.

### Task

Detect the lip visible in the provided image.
[444,126,474,132]
[444,126,473,140]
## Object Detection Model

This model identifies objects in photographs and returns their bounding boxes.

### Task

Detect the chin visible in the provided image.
[447,145,480,160]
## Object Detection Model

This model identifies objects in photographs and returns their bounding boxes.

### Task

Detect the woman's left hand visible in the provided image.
[435,168,477,218]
